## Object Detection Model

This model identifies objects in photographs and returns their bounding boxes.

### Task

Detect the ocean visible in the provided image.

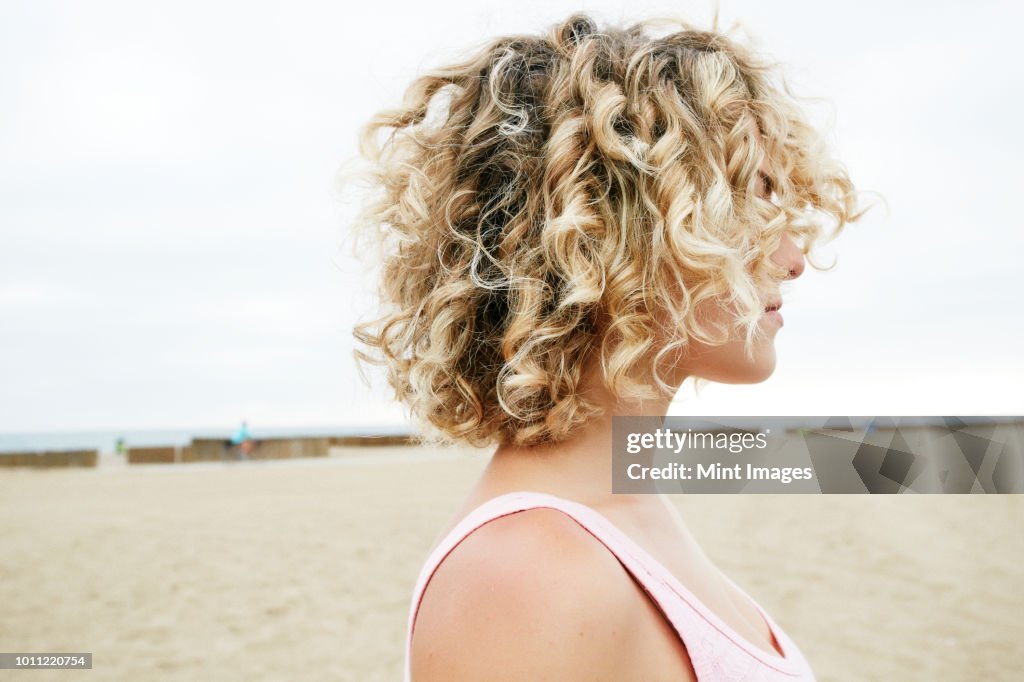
[0,423,414,454]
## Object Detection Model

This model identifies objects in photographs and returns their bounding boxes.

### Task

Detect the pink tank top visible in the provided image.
[404,491,817,681]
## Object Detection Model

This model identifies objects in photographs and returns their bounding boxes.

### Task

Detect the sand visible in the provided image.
[1,445,1021,681]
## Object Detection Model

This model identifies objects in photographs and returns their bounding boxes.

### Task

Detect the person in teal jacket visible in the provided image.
[231,420,253,459]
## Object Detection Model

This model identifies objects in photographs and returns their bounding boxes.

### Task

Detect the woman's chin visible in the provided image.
[699,353,777,385]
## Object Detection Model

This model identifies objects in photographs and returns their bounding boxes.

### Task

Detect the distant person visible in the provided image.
[231,420,254,460]
[114,437,126,457]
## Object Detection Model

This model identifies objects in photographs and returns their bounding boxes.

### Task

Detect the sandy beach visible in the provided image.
[1,445,1021,681]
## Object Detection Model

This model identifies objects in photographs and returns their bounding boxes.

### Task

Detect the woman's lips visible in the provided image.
[763,302,783,327]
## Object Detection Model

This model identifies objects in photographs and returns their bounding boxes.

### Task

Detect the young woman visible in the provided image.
[351,12,865,681]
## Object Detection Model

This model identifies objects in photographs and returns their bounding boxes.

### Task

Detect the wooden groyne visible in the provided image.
[0,449,99,468]
[1,431,418,468]
[127,437,334,464]
[126,446,185,465]
[328,434,416,447]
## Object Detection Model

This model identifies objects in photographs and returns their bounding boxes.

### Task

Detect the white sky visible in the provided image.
[1,0,1021,432]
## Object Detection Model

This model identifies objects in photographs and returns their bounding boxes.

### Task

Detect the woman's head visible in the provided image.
[349,12,866,447]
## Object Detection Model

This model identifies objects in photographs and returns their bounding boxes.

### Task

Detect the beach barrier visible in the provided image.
[187,439,231,462]
[123,437,333,464]
[328,434,415,446]
[249,437,330,459]
[0,449,99,468]
[126,446,186,465]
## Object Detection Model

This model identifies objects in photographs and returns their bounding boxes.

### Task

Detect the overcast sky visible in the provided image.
[1,0,1021,433]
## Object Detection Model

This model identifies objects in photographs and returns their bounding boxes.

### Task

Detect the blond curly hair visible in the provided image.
[346,12,867,448]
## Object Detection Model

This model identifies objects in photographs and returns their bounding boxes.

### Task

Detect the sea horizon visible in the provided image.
[3,415,1020,456]
[0,422,415,454]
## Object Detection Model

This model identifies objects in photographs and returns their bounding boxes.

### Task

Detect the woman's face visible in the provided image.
[670,230,805,385]
[660,143,807,387]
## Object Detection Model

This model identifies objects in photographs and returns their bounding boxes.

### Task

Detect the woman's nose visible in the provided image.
[772,233,805,280]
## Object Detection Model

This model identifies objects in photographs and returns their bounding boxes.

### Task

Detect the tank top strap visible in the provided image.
[404,490,744,681]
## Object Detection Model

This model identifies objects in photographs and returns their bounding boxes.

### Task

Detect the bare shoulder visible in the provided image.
[409,507,696,682]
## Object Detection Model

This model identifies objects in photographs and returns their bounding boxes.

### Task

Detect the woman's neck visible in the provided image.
[479,367,676,508]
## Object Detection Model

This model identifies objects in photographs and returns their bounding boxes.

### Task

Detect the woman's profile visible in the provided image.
[349,11,866,681]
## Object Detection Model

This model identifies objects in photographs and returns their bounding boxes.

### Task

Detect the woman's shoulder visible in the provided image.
[409,504,696,681]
